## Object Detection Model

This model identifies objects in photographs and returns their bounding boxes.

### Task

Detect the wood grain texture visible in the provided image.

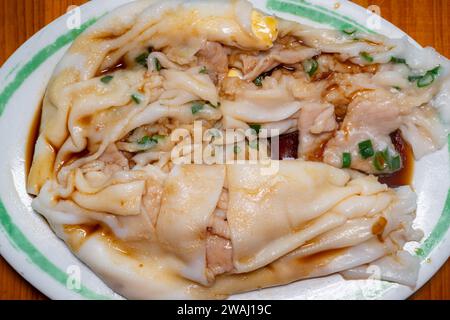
[0,0,448,300]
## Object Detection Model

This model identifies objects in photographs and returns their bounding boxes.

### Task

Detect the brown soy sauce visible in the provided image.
[273,131,299,160]
[25,99,43,177]
[271,129,413,188]
[378,130,414,188]
[97,57,127,76]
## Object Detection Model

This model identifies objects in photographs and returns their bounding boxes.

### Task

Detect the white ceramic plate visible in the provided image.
[0,0,448,300]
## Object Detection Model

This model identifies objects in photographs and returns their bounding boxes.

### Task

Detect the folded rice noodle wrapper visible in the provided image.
[156,165,226,285]
[32,162,422,299]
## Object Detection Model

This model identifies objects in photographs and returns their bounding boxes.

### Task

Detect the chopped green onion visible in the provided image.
[253,75,263,86]
[393,86,402,91]
[131,93,144,104]
[249,124,261,134]
[191,102,204,114]
[135,52,149,67]
[342,152,352,168]
[369,147,402,171]
[408,75,422,82]
[100,75,114,84]
[360,52,374,63]
[234,145,241,154]
[199,66,208,74]
[153,57,162,71]
[138,134,165,148]
[417,73,435,88]
[302,59,319,77]
[373,150,388,171]
[138,135,150,145]
[253,71,272,86]
[389,155,401,171]
[358,139,374,159]
[138,135,156,146]
[429,65,441,76]
[409,65,441,88]
[342,27,357,35]
[390,56,406,64]
[151,134,166,142]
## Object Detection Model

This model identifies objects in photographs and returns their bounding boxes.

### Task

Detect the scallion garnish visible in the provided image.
[358,139,374,159]
[390,56,406,64]
[360,52,374,63]
[151,134,166,142]
[408,75,422,82]
[249,124,262,135]
[100,75,114,84]
[389,155,401,171]
[199,66,208,74]
[138,134,166,148]
[417,73,435,88]
[131,93,144,104]
[191,102,204,114]
[409,65,441,88]
[234,145,241,154]
[138,135,151,145]
[138,135,157,146]
[373,150,388,171]
[429,65,442,76]
[342,152,352,168]
[302,59,319,77]
[253,75,264,86]
[135,52,149,67]
[253,70,273,86]
[153,57,162,72]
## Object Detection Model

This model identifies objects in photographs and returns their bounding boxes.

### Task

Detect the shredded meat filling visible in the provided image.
[206,190,234,276]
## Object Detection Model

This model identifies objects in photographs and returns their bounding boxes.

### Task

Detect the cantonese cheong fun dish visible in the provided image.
[27,0,450,299]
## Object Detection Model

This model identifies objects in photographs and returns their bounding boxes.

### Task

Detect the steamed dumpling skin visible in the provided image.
[156,165,226,285]
[227,162,358,272]
[72,181,145,216]
[52,162,420,299]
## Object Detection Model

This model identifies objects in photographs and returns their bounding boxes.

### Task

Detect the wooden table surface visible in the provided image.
[0,0,449,300]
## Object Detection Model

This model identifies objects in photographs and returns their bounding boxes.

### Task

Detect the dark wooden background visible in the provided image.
[0,0,448,300]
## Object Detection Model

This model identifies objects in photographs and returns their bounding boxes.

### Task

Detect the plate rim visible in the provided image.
[0,0,448,300]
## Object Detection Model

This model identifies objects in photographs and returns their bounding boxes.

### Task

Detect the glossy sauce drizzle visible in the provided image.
[378,130,414,188]
[97,57,127,76]
[275,131,299,160]
[25,100,43,177]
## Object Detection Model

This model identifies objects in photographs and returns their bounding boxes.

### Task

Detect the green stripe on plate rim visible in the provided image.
[0,18,98,116]
[0,17,110,299]
[0,201,108,299]
[266,0,376,34]
[0,0,447,300]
